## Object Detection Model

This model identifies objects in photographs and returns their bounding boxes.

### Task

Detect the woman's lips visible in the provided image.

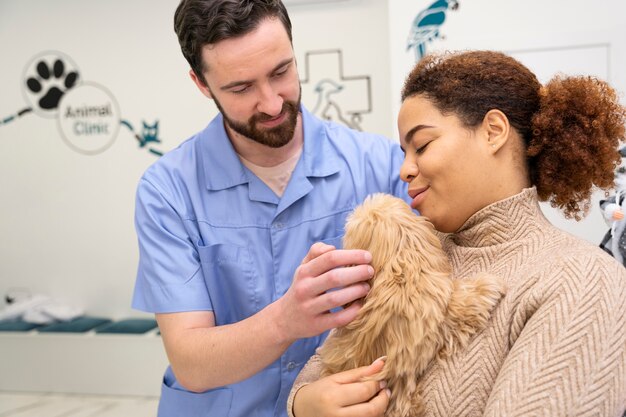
[408,186,429,210]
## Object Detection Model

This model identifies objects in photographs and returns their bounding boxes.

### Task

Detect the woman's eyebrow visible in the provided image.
[404,124,434,145]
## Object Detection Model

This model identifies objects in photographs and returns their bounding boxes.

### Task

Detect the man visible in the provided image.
[132,1,406,416]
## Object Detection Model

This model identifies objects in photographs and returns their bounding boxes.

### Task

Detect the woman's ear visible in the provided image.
[482,109,510,153]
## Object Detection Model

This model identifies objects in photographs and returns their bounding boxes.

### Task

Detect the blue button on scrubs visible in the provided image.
[132,106,408,417]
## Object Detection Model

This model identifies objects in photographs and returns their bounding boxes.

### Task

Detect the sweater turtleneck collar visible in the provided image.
[447,187,550,249]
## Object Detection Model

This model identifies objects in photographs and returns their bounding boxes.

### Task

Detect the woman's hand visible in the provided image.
[293,358,390,417]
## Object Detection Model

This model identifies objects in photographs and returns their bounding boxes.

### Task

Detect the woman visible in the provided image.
[288,50,626,417]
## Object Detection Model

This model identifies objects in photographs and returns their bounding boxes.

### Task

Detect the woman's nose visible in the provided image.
[400,158,418,183]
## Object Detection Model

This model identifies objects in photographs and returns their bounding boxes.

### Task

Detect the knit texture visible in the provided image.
[287,188,626,416]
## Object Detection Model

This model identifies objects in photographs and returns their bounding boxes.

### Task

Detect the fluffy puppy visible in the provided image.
[318,193,505,417]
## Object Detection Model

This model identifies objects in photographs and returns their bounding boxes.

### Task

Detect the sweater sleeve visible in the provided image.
[483,256,626,416]
[286,353,324,417]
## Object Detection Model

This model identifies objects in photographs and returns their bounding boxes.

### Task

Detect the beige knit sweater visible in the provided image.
[288,188,626,416]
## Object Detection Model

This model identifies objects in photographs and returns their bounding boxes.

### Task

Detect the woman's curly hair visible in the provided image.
[529,77,625,218]
[402,50,626,219]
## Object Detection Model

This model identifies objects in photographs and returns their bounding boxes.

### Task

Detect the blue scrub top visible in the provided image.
[132,106,408,417]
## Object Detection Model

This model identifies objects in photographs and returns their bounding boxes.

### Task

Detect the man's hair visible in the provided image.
[174,0,292,86]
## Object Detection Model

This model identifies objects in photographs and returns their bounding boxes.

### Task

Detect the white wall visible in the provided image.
[289,0,392,136]
[0,0,624,321]
[0,0,214,318]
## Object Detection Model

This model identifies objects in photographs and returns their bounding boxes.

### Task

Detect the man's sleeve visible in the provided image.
[132,177,212,313]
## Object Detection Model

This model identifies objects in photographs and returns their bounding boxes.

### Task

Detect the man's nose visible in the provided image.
[257,83,284,117]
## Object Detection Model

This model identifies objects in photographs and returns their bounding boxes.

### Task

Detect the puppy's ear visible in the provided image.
[343,194,407,274]
[345,194,451,282]
[343,210,377,254]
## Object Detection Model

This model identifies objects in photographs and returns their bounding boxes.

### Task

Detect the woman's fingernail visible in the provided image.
[385,388,392,398]
[372,355,387,364]
[379,380,387,389]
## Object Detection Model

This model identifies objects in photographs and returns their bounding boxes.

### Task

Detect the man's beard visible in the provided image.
[213,91,301,149]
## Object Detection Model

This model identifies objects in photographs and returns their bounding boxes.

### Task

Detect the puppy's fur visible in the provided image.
[318,193,505,417]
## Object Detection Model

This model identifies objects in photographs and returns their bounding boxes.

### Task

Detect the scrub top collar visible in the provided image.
[199,105,341,193]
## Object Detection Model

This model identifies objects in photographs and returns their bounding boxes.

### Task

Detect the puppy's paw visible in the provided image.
[469,273,506,308]
[445,274,506,340]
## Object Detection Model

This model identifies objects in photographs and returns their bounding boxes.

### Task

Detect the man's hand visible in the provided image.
[273,242,374,343]
[293,358,390,417]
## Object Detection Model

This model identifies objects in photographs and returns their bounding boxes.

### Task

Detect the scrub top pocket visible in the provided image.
[197,242,259,325]
[319,235,344,250]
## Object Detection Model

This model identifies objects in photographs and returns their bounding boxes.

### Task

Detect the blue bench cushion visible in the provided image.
[0,320,43,331]
[95,318,158,334]
[38,317,111,333]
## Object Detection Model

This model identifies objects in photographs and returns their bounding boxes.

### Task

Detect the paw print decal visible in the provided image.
[26,60,79,110]
[2,49,164,157]
[22,51,80,118]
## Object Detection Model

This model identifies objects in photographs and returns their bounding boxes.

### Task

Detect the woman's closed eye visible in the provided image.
[415,141,431,154]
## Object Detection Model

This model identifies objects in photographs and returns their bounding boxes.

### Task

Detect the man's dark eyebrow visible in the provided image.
[270,58,293,74]
[220,58,294,91]
[404,124,434,145]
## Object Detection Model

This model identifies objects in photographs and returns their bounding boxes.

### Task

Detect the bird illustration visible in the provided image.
[311,79,361,130]
[407,0,459,61]
[311,79,343,114]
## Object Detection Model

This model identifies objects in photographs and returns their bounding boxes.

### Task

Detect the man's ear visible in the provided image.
[481,109,510,153]
[189,69,213,99]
